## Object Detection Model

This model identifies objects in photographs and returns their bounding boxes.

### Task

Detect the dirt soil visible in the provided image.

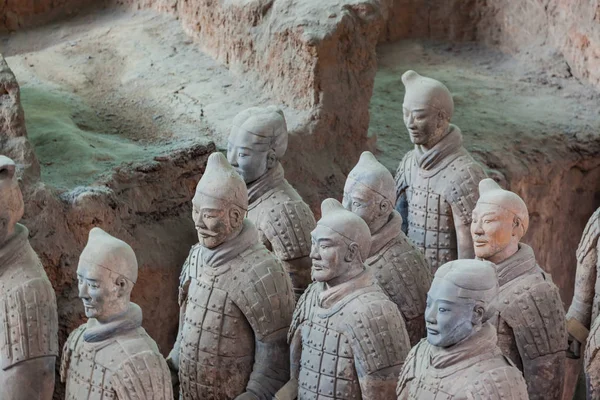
[1,8,307,189]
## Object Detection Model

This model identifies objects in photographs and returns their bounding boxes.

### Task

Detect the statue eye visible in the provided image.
[438,307,448,313]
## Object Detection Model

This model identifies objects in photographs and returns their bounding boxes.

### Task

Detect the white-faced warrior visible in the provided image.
[395,70,487,272]
[0,155,58,400]
[168,152,295,400]
[279,198,411,400]
[397,259,529,400]
[343,151,431,345]
[61,227,173,399]
[472,178,567,400]
[228,106,316,298]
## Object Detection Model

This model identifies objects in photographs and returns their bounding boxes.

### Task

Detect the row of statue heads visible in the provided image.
[1,70,599,400]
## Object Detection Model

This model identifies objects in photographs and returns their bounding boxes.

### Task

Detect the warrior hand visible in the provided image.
[566,334,582,359]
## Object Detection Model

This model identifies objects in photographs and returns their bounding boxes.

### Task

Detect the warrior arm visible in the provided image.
[394,153,411,234]
[395,342,420,400]
[2,356,55,400]
[241,329,290,400]
[566,243,598,334]
[455,221,475,259]
[521,352,565,400]
[358,365,403,400]
[272,317,304,400]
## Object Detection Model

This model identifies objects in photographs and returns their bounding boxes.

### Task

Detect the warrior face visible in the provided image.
[471,203,519,264]
[0,161,24,246]
[227,128,274,184]
[77,263,130,322]
[192,192,244,249]
[310,224,361,286]
[342,179,390,231]
[402,100,449,147]
[425,278,482,348]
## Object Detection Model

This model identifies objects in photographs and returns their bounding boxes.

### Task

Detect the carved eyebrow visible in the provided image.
[317,238,335,244]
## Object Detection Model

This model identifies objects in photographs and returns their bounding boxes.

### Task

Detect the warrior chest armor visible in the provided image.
[247,182,315,262]
[0,246,58,371]
[179,243,295,400]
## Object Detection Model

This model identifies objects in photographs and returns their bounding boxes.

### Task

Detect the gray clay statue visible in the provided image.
[0,155,58,400]
[167,152,296,400]
[60,227,173,400]
[227,106,316,298]
[472,178,567,400]
[397,259,530,399]
[565,207,600,397]
[277,198,411,400]
[343,151,431,345]
[394,70,487,271]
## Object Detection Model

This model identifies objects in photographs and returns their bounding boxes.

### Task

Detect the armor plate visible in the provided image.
[179,243,295,399]
[396,151,485,270]
[397,340,529,400]
[366,235,431,345]
[61,326,172,400]
[497,273,568,365]
[295,284,410,400]
[0,248,58,370]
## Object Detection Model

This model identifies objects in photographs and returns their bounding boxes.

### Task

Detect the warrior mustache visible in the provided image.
[196,227,219,237]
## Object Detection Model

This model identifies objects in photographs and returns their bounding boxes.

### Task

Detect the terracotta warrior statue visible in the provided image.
[0,155,58,400]
[277,198,411,400]
[565,207,600,396]
[227,106,316,298]
[395,70,487,271]
[343,151,431,345]
[60,227,172,399]
[471,178,567,399]
[397,259,529,399]
[167,152,295,400]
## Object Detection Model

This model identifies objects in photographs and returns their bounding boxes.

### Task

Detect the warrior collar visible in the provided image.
[414,124,464,175]
[369,210,403,257]
[84,302,143,343]
[247,162,285,205]
[0,223,29,278]
[317,270,374,309]
[429,322,498,370]
[493,243,538,287]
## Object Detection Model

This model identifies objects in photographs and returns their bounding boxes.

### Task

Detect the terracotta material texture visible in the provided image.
[395,70,487,271]
[227,106,316,298]
[343,151,431,345]
[565,208,600,396]
[168,152,295,400]
[0,155,58,400]
[397,259,529,399]
[472,178,568,400]
[60,227,172,399]
[281,199,411,400]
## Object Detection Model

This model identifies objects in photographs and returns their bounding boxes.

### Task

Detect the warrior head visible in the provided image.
[402,70,454,148]
[425,259,498,347]
[193,152,247,249]
[310,198,371,286]
[343,151,396,234]
[0,155,24,246]
[77,228,138,322]
[227,106,288,184]
[471,178,529,264]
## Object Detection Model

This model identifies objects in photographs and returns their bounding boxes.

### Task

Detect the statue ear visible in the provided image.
[229,206,244,229]
[344,242,360,262]
[266,149,277,169]
[471,304,485,326]
[379,198,392,216]
[115,276,129,298]
[512,216,524,238]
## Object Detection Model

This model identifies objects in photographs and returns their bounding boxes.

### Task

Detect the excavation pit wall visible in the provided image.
[1,1,599,399]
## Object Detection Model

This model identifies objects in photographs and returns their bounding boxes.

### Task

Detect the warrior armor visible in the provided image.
[0,224,58,371]
[397,323,529,400]
[493,244,567,400]
[289,274,411,400]
[395,126,486,271]
[177,221,295,400]
[247,164,315,297]
[366,211,431,345]
[60,314,172,400]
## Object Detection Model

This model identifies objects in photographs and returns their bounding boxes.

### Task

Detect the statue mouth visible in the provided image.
[426,327,439,335]
[197,228,218,238]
